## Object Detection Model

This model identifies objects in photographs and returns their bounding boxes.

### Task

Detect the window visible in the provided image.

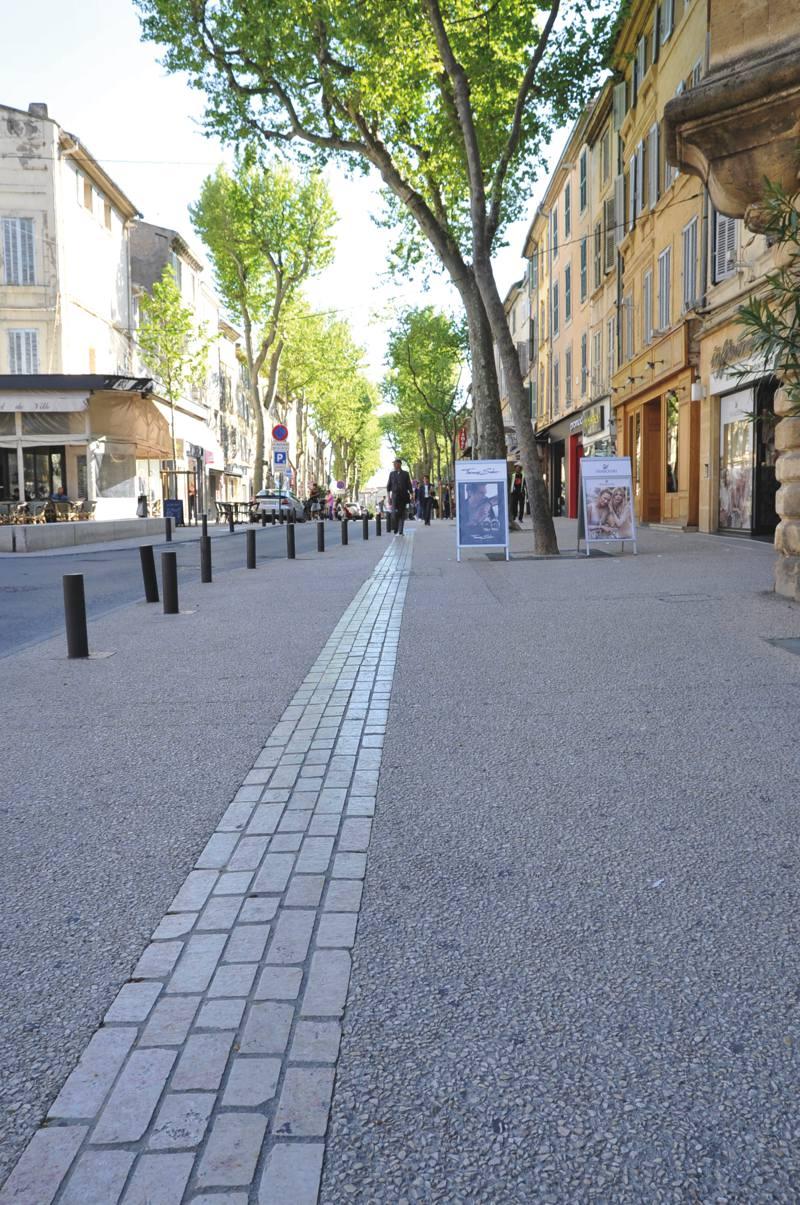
[605,195,617,269]
[564,265,572,323]
[661,0,673,42]
[682,217,698,309]
[83,177,93,211]
[579,150,588,212]
[552,280,559,336]
[635,141,646,218]
[593,222,602,289]
[691,59,702,88]
[552,208,559,259]
[614,174,625,244]
[2,217,35,285]
[553,358,560,412]
[169,251,183,289]
[714,211,738,281]
[642,269,653,344]
[564,183,571,239]
[607,317,615,381]
[601,127,611,183]
[565,347,573,406]
[652,3,661,63]
[636,36,648,88]
[8,329,39,373]
[663,118,678,191]
[647,123,659,209]
[613,81,627,131]
[531,247,539,290]
[592,330,602,392]
[658,246,671,330]
[627,163,635,232]
[581,333,588,395]
[624,294,634,361]
[529,314,539,360]
[580,238,588,301]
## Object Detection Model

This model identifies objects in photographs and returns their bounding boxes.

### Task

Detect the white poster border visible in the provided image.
[577,456,638,557]
[454,458,510,562]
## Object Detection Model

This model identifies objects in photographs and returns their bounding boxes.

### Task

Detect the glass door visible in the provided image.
[718,391,753,531]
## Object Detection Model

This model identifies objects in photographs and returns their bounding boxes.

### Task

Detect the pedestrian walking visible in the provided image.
[442,483,452,520]
[387,458,413,535]
[510,468,526,523]
[420,474,435,525]
[187,475,198,523]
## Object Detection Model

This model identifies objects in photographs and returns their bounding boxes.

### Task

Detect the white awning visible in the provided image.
[0,392,89,413]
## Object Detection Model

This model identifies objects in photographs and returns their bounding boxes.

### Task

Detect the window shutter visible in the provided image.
[661,0,673,42]
[652,4,661,63]
[714,212,738,280]
[25,330,39,373]
[637,37,647,84]
[8,329,39,373]
[3,219,17,284]
[594,222,602,288]
[627,163,635,232]
[648,124,659,208]
[20,220,34,283]
[580,237,588,301]
[613,82,627,131]
[2,217,35,286]
[579,150,588,211]
[8,331,20,374]
[613,174,625,244]
[635,143,645,217]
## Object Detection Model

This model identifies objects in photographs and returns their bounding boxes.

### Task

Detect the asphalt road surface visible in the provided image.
[0,521,355,657]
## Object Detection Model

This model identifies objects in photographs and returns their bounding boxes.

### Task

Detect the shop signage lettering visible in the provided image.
[710,335,754,375]
[582,404,604,437]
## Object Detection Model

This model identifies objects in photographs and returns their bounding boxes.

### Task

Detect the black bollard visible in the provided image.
[201,513,208,538]
[286,523,296,559]
[63,574,89,658]
[165,516,172,542]
[162,551,179,614]
[261,510,267,527]
[341,517,349,546]
[139,545,159,603]
[247,528,256,569]
[317,520,325,552]
[376,514,382,537]
[362,514,369,540]
[272,509,277,525]
[200,534,212,583]
[228,513,235,534]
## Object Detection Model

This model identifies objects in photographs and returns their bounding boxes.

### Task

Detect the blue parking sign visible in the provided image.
[273,448,288,468]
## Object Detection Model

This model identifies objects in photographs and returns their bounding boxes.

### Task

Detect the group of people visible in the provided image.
[384,461,455,534]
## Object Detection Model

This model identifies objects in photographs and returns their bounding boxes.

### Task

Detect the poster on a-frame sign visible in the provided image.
[577,456,637,555]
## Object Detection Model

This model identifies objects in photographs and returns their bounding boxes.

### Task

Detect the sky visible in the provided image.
[3,0,566,386]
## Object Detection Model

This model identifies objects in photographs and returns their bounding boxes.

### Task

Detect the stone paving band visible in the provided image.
[0,536,411,1205]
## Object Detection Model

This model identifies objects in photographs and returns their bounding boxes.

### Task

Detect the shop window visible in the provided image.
[719,391,753,530]
[0,448,20,500]
[23,447,64,501]
[77,455,88,499]
[2,217,35,285]
[666,392,679,492]
[21,411,85,436]
[0,413,15,436]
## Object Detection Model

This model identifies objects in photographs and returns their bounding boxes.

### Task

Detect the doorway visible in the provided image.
[754,378,778,536]
[550,442,566,516]
[640,399,662,523]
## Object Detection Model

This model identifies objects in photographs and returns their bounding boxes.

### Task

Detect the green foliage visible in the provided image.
[738,179,800,411]
[382,306,468,473]
[137,265,213,405]
[190,159,336,374]
[136,0,619,258]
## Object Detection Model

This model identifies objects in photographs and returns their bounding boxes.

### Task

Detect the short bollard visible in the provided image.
[139,545,159,603]
[63,574,89,659]
[165,516,172,542]
[286,523,296,559]
[271,509,277,525]
[341,517,349,546]
[247,528,256,569]
[261,511,267,527]
[376,514,382,536]
[317,520,325,552]
[201,513,208,538]
[162,551,179,614]
[200,534,212,583]
[228,513,235,534]
[362,514,369,540]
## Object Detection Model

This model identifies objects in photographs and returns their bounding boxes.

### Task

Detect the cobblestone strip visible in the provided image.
[0,535,411,1205]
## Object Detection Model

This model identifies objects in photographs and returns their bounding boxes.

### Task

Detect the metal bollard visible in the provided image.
[247,528,256,569]
[376,514,382,536]
[201,513,208,538]
[317,520,325,552]
[162,551,179,614]
[63,573,89,658]
[341,517,348,546]
[362,514,369,540]
[139,545,159,603]
[228,513,235,534]
[286,523,296,559]
[261,511,267,527]
[200,534,212,583]
[165,516,172,542]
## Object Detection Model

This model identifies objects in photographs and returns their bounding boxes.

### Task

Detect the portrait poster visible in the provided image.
[577,457,637,555]
[455,459,510,561]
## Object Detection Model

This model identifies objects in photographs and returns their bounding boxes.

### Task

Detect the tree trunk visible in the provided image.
[464,286,506,460]
[472,254,557,555]
[242,319,265,494]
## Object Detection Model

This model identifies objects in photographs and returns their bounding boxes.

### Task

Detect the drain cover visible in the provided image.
[766,637,800,656]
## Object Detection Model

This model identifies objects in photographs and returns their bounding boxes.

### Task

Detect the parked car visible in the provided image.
[254,488,306,521]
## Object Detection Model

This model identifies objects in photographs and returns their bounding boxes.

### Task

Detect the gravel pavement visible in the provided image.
[0,531,385,1186]
[322,521,800,1203]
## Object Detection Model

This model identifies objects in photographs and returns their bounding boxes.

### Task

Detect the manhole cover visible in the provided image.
[765,637,800,656]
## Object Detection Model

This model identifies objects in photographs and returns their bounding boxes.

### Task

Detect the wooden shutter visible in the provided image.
[714,212,738,280]
[614,174,625,244]
[613,82,627,131]
[648,124,659,208]
[652,4,661,63]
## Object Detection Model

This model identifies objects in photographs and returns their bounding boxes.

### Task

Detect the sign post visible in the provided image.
[577,456,637,556]
[454,459,510,562]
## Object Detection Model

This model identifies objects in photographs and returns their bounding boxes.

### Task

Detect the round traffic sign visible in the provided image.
[272,424,289,442]
[336,480,345,490]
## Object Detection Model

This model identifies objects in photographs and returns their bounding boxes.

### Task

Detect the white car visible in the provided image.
[255,489,306,521]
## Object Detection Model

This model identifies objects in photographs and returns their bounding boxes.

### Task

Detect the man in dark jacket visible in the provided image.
[387,459,412,534]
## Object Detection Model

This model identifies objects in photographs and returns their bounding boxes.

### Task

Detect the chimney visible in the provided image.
[28,103,48,119]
